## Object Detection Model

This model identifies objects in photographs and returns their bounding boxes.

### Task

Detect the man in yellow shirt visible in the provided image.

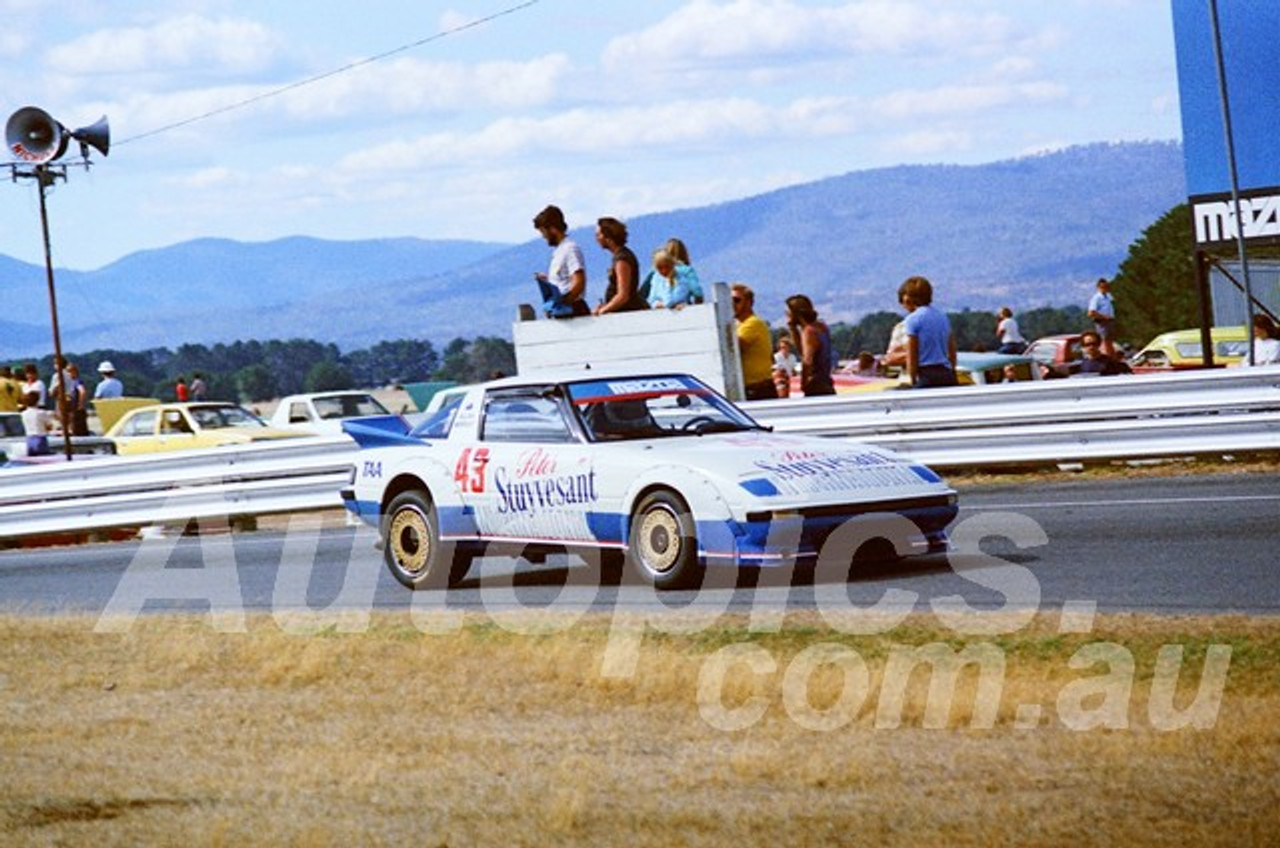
[0,365,23,412]
[732,283,777,400]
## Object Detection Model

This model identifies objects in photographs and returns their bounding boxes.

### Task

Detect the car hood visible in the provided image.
[620,429,950,506]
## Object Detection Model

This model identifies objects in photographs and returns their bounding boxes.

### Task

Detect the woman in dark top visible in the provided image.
[593,217,648,315]
[786,294,835,396]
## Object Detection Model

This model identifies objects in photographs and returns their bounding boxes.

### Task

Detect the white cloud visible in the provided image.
[89,51,572,153]
[872,82,1069,120]
[886,128,973,157]
[271,54,571,118]
[603,0,1021,72]
[335,95,866,172]
[44,15,281,77]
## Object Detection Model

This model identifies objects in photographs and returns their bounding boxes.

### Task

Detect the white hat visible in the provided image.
[97,360,116,373]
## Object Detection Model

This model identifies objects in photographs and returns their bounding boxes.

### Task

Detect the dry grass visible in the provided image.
[1,612,1277,846]
[945,453,1280,488]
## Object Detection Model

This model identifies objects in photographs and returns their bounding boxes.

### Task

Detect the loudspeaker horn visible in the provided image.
[71,115,109,158]
[5,106,68,164]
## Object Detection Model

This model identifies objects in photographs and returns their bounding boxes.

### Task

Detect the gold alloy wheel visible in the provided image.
[388,506,431,577]
[637,504,682,575]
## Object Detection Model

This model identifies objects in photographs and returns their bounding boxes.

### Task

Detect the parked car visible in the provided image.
[1023,334,1085,377]
[341,371,958,590]
[955,352,1044,385]
[1128,326,1249,371]
[268,391,405,435]
[0,411,117,463]
[106,402,308,455]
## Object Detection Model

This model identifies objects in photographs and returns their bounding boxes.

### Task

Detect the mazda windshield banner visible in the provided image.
[1172,0,1280,246]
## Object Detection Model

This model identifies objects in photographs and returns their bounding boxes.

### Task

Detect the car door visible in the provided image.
[156,408,200,452]
[457,387,600,546]
[112,409,159,454]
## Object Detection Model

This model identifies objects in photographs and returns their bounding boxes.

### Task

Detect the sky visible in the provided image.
[0,0,1183,270]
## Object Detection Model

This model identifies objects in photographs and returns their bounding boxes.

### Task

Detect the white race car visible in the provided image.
[341,371,958,590]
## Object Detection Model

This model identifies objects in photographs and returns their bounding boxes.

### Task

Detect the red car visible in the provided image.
[1023,334,1085,377]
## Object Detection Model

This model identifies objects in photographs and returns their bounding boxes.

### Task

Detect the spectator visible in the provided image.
[533,204,589,318]
[190,371,208,401]
[20,390,51,456]
[176,376,190,402]
[772,367,791,398]
[23,363,47,409]
[94,361,124,400]
[0,365,21,413]
[732,283,778,400]
[1087,278,1117,358]
[882,319,909,371]
[996,307,1026,354]
[899,276,957,389]
[785,294,836,396]
[844,350,878,377]
[881,287,914,373]
[661,238,704,303]
[593,217,648,315]
[66,363,89,436]
[1078,330,1131,376]
[645,248,701,310]
[773,337,799,375]
[1241,314,1280,366]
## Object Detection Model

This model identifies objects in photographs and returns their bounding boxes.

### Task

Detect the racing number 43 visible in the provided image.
[454,447,490,493]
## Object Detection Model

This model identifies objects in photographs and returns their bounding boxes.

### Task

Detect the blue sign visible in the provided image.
[1172,0,1280,244]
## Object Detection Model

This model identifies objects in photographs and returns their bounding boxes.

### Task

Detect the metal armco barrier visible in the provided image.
[2,368,1278,541]
[741,365,1280,467]
[0,437,355,540]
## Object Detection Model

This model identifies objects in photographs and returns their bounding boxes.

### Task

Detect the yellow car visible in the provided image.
[106,402,309,455]
[1128,326,1249,371]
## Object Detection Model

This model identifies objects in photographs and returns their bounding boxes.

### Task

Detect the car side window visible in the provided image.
[290,402,312,423]
[161,411,193,434]
[482,393,573,443]
[125,411,157,436]
[411,394,464,440]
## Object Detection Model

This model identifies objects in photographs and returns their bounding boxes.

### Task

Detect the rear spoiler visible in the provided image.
[342,415,419,448]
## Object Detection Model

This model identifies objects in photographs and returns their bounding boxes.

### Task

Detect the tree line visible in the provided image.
[12,337,517,404]
[15,305,1095,406]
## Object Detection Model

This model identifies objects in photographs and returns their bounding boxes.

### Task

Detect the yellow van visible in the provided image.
[1128,326,1249,371]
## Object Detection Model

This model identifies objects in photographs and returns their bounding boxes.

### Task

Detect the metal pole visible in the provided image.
[36,165,74,461]
[1195,250,1215,368]
[1208,0,1257,365]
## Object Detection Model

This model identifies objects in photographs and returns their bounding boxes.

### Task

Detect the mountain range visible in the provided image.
[0,141,1187,359]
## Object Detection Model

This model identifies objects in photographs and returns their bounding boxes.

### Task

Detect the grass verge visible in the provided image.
[1,612,1277,846]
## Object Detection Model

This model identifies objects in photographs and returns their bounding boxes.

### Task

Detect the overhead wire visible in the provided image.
[114,0,542,148]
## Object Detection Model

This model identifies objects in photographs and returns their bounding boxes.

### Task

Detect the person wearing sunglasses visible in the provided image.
[1078,330,1131,376]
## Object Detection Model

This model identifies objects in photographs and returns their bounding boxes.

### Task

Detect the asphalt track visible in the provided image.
[0,473,1276,619]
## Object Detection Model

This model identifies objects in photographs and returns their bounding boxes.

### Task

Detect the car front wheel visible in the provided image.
[627,490,703,590]
[383,490,470,590]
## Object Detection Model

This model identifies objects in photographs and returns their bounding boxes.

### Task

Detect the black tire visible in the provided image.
[382,490,471,590]
[627,490,703,590]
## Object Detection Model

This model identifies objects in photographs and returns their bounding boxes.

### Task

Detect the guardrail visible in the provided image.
[0,437,355,541]
[740,365,1280,467]
[2,368,1278,542]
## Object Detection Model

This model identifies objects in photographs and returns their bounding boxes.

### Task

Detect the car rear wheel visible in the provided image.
[383,490,470,590]
[627,490,703,590]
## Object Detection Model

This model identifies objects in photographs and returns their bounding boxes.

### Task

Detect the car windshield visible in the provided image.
[566,375,760,442]
[313,394,389,420]
[190,405,266,430]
